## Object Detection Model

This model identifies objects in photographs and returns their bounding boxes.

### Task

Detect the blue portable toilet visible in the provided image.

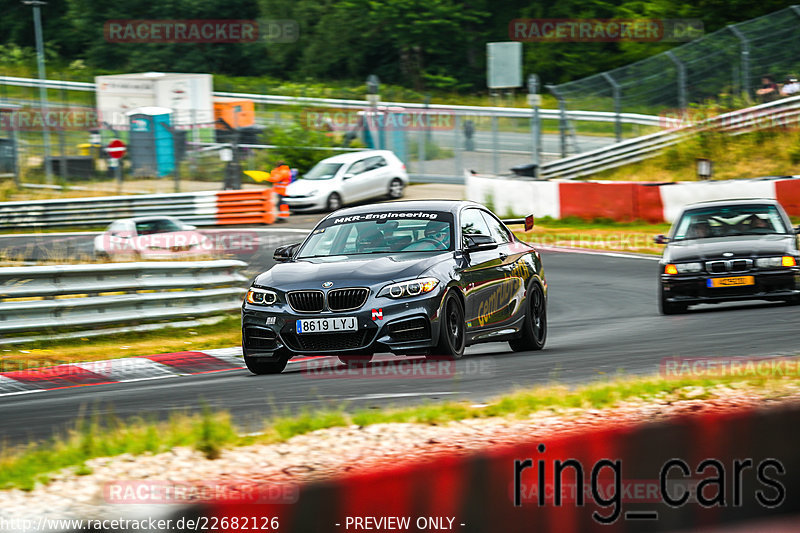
[127,107,175,177]
[358,107,407,162]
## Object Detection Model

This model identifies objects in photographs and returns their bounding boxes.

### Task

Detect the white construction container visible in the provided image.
[95,72,214,128]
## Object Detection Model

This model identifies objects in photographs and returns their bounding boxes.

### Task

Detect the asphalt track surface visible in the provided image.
[2,246,799,445]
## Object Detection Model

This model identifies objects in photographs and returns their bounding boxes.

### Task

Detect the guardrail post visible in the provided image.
[666,51,688,111]
[528,74,541,178]
[602,73,622,143]
[454,114,463,181]
[546,85,568,158]
[491,115,499,174]
[417,128,425,177]
[728,25,750,99]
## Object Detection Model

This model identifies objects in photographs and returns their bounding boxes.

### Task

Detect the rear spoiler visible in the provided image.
[501,214,535,232]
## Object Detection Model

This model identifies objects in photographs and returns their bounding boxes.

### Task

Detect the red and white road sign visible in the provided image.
[106,139,127,159]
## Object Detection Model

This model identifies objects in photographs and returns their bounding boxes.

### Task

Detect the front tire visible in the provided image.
[244,353,289,375]
[509,282,547,352]
[326,193,342,211]
[659,285,687,315]
[388,178,404,199]
[427,291,465,360]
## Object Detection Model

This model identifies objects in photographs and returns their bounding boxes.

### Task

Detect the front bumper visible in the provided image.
[241,289,446,358]
[281,195,327,211]
[661,269,800,305]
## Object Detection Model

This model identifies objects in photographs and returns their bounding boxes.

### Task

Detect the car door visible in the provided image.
[479,209,529,326]
[361,155,392,200]
[340,158,371,203]
[458,208,509,333]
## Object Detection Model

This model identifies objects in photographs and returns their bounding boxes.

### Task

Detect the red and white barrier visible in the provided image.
[467,173,800,223]
[0,189,278,229]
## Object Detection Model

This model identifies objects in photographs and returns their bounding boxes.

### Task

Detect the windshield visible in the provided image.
[135,218,185,235]
[671,204,788,241]
[297,211,454,257]
[303,162,343,180]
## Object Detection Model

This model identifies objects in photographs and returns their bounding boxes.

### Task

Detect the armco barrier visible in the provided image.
[0,189,276,229]
[467,173,800,223]
[0,260,246,341]
[197,403,800,533]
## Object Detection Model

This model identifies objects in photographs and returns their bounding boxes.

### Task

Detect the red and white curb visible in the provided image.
[0,348,320,397]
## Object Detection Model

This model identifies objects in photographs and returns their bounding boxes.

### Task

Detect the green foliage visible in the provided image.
[1,0,794,93]
[251,120,342,174]
[407,137,454,161]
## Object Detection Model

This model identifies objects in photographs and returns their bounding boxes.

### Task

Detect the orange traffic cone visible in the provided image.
[279,203,291,218]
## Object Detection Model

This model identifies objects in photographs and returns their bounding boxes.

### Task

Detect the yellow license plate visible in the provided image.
[707,276,755,288]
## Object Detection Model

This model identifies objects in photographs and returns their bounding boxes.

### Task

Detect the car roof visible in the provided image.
[682,198,781,210]
[315,150,397,165]
[321,200,487,220]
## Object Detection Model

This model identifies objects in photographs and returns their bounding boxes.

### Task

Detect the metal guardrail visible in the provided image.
[0,190,276,229]
[539,95,800,179]
[0,260,247,339]
[0,75,662,127]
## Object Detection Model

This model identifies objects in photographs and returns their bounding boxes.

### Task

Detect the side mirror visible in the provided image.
[273,242,301,263]
[464,234,498,252]
[654,234,670,244]
[794,225,800,235]
[342,173,355,180]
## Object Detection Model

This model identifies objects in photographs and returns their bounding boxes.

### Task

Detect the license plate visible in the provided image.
[296,317,357,334]
[707,276,755,288]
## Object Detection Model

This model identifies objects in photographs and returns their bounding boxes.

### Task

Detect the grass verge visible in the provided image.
[596,128,800,182]
[510,216,672,255]
[0,316,241,372]
[1,367,798,491]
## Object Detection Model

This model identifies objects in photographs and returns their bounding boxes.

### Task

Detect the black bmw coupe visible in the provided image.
[656,199,800,314]
[241,200,546,374]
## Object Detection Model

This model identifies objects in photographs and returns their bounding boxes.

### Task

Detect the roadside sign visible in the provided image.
[106,139,127,159]
[487,42,523,89]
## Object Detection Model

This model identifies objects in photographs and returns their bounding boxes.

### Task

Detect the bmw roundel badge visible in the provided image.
[322,281,334,288]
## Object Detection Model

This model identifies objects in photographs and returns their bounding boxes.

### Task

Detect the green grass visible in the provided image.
[533,216,672,232]
[0,407,238,490]
[1,368,797,491]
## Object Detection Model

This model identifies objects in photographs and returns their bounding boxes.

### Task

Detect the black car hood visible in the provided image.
[664,234,796,262]
[254,252,451,290]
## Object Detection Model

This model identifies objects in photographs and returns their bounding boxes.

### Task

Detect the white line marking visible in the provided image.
[344,392,460,401]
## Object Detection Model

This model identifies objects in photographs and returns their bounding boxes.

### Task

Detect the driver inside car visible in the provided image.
[687,220,712,239]
[423,220,451,249]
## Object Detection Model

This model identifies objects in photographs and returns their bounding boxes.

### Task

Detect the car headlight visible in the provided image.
[378,277,439,298]
[246,287,278,305]
[676,262,703,273]
[755,256,797,268]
